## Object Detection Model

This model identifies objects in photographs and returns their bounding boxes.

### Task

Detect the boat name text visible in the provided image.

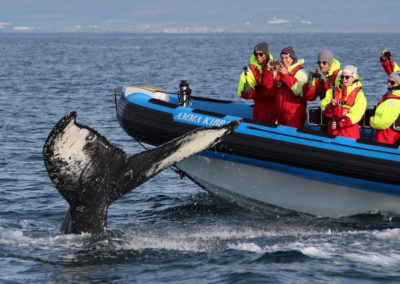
[174,112,227,126]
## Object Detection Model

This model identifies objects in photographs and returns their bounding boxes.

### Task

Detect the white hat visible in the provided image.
[342,65,358,79]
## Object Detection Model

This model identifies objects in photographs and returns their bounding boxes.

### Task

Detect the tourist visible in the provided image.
[321,65,367,139]
[237,42,276,123]
[303,50,341,102]
[263,46,308,128]
[370,72,400,144]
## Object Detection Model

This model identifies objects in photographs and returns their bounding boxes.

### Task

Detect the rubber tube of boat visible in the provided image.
[178,80,191,107]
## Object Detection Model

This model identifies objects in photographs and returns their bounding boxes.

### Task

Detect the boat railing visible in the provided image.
[307,107,400,141]
[307,107,375,129]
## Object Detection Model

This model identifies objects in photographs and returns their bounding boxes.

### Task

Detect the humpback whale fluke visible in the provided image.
[43,112,240,235]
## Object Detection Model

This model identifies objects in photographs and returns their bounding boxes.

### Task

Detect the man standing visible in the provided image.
[237,42,276,123]
[303,50,342,102]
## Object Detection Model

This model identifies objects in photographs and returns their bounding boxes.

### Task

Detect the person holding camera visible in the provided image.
[320,65,367,139]
[370,72,400,145]
[380,49,400,74]
[237,42,277,123]
[303,50,342,102]
[262,46,308,128]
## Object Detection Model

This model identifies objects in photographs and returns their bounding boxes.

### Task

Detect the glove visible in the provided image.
[243,82,252,94]
[307,72,315,87]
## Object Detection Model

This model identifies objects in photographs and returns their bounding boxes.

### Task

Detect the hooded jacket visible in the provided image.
[370,88,400,144]
[303,58,342,101]
[237,54,277,123]
[263,59,308,128]
[321,79,367,139]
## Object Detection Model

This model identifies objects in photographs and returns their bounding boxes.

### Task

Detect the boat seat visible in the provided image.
[356,137,399,148]
[307,107,374,129]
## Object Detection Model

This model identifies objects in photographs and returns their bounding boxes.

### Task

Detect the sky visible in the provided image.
[1,0,400,33]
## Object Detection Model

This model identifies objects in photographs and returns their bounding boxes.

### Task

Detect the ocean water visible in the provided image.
[1,32,400,283]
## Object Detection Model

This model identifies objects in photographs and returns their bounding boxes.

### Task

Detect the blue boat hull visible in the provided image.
[115,85,400,217]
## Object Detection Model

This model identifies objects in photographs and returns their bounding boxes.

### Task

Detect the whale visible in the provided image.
[43,112,240,234]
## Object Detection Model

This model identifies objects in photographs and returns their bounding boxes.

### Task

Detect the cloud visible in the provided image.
[267,17,290,24]
[13,26,35,31]
[301,20,312,25]
[163,26,224,33]
[0,22,10,29]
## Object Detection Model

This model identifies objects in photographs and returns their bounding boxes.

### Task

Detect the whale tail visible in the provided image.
[43,112,240,234]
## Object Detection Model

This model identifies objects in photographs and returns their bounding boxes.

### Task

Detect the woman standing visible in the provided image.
[321,65,367,139]
[264,46,308,128]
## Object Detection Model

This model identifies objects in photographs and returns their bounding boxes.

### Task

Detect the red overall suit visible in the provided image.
[323,86,363,139]
[264,65,306,128]
[241,64,276,123]
[372,92,400,144]
[303,69,340,101]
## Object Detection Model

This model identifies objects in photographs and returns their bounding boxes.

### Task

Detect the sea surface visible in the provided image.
[1,32,400,283]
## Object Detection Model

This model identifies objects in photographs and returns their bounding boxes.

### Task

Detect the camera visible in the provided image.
[312,73,321,80]
[384,51,391,58]
[270,60,281,66]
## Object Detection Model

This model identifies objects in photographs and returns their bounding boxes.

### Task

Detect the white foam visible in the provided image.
[118,225,337,253]
[0,228,25,244]
[228,242,263,253]
[346,252,400,267]
[372,228,400,240]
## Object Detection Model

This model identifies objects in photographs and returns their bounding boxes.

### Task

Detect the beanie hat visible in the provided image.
[317,50,334,66]
[389,72,400,85]
[280,46,296,60]
[254,42,269,56]
[342,65,358,79]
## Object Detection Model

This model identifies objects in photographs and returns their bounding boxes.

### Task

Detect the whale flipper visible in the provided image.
[43,112,240,234]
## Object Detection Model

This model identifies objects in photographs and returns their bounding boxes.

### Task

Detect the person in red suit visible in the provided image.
[237,42,276,123]
[263,46,308,128]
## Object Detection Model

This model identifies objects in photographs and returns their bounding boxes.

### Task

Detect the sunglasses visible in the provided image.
[388,80,397,85]
[254,52,265,57]
[317,61,328,65]
[340,75,352,80]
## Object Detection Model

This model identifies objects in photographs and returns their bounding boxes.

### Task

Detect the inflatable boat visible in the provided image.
[115,84,400,217]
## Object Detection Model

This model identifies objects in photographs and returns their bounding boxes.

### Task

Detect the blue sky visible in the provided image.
[1,0,400,33]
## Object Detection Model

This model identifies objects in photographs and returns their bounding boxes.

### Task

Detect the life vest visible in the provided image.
[315,69,340,98]
[333,86,362,107]
[277,65,303,88]
[377,92,400,131]
[377,92,400,105]
[327,69,340,85]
